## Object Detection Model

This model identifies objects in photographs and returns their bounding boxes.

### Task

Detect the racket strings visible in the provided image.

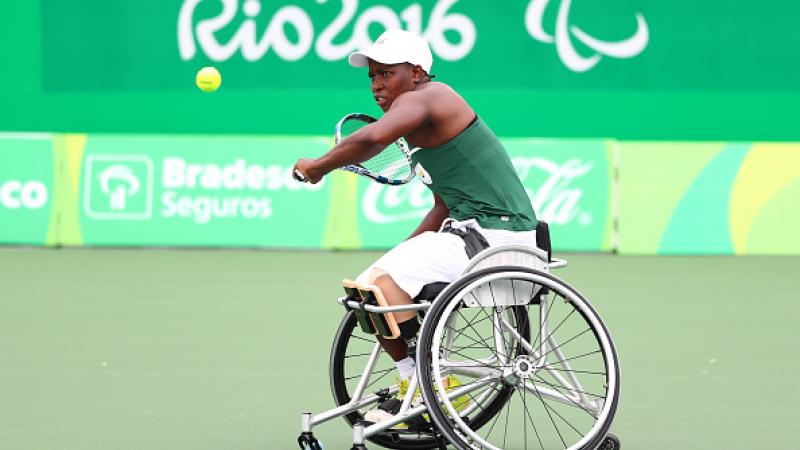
[339,118,413,180]
[354,145,408,178]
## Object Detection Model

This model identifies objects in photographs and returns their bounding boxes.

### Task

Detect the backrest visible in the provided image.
[463,244,548,276]
[536,220,552,262]
[415,221,554,303]
[460,244,549,308]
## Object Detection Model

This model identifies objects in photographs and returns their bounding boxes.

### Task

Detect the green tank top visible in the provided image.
[411,117,538,231]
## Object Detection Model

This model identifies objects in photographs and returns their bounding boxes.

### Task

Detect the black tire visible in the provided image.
[417,266,621,450]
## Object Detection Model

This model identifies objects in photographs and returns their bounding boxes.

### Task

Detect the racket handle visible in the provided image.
[292,168,308,182]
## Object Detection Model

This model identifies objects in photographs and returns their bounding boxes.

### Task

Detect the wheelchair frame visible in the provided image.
[298,245,620,450]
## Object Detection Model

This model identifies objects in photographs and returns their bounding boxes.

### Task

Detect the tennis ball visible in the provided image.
[196,66,221,93]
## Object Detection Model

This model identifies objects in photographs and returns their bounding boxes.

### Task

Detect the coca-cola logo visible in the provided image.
[362,181,432,224]
[513,157,593,225]
[361,157,595,226]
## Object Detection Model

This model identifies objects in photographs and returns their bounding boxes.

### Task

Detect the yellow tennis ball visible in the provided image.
[196,67,221,93]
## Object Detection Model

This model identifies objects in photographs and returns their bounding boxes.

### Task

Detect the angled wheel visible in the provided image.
[417,266,621,450]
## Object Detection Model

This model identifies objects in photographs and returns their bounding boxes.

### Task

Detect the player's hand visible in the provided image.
[292,158,323,184]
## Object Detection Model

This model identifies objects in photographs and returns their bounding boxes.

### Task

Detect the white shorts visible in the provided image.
[356,219,538,298]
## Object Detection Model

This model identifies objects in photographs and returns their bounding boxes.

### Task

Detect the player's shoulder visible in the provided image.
[422,81,456,94]
[396,82,455,103]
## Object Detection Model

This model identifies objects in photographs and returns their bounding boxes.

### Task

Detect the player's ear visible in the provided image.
[412,65,423,84]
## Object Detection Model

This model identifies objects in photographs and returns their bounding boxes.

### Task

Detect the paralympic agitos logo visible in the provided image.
[525,0,649,72]
[178,0,649,72]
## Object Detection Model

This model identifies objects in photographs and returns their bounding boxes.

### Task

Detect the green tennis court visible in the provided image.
[4,1,800,449]
[1,248,797,449]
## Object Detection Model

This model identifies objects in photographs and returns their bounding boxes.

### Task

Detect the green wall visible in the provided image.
[3,0,800,139]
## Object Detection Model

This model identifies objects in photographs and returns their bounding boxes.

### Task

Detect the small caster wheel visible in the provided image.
[297,432,323,450]
[598,432,620,450]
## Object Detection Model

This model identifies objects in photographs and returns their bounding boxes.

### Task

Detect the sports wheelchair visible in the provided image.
[298,226,621,450]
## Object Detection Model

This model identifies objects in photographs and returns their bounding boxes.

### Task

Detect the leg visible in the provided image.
[355,232,469,426]
[376,336,407,362]
[368,269,416,362]
[356,232,468,362]
[328,311,441,449]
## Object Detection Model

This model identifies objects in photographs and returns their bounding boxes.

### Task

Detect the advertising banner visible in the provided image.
[2,132,798,255]
[1,1,793,139]
[351,138,613,252]
[42,0,799,92]
[0,135,55,245]
[69,135,331,247]
[618,142,800,255]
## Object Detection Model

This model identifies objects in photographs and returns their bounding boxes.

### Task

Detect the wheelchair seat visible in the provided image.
[413,282,448,302]
[411,221,555,304]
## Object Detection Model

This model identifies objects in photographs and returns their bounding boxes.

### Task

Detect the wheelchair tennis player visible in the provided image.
[293,28,541,427]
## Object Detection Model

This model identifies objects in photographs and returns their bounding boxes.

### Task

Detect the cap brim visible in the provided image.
[348,52,370,68]
[348,50,407,68]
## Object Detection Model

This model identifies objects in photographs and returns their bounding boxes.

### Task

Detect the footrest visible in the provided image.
[343,279,401,339]
[343,283,377,335]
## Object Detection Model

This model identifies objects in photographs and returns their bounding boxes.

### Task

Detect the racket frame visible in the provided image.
[335,113,417,186]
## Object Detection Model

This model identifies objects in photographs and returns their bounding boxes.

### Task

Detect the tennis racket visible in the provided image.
[293,113,418,185]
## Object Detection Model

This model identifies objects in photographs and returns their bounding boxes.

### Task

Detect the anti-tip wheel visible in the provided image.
[598,432,621,450]
[297,432,323,450]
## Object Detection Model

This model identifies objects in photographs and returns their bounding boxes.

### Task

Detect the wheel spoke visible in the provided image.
[448,307,494,345]
[519,388,545,450]
[365,366,395,391]
[349,334,375,344]
[526,381,569,448]
[344,352,374,359]
[525,380,584,442]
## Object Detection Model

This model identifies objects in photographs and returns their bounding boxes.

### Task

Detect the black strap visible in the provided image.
[444,220,549,261]
[376,398,403,414]
[442,222,490,259]
[536,221,552,262]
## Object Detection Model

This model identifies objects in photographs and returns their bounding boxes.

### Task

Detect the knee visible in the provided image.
[369,270,413,303]
[369,269,394,289]
[354,268,399,293]
[355,267,384,286]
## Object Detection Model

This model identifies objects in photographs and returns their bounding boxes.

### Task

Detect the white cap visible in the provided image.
[348,29,433,74]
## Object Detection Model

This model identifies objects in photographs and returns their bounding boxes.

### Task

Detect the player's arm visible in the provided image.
[407,192,449,239]
[295,92,430,183]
